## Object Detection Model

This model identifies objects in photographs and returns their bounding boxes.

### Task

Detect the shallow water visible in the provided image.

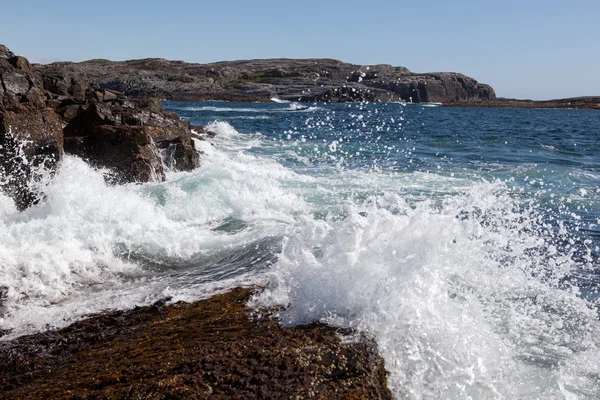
[1,101,600,398]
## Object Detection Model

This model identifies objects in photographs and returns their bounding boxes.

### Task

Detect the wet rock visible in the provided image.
[63,98,199,181]
[0,287,392,399]
[0,105,63,210]
[0,43,203,209]
[64,124,166,184]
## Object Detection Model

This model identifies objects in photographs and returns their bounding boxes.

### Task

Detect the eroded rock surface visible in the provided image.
[0,287,392,399]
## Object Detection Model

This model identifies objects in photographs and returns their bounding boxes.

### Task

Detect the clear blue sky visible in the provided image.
[1,0,598,100]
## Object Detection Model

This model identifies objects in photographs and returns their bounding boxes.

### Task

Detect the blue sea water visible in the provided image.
[1,100,600,398]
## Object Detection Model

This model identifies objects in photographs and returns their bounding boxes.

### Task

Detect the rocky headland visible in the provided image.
[36,57,497,104]
[34,55,600,110]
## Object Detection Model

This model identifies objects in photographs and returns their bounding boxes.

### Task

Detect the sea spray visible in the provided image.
[253,180,600,398]
[0,123,307,338]
[2,100,599,398]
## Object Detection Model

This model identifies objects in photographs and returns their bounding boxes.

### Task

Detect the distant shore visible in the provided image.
[443,96,600,110]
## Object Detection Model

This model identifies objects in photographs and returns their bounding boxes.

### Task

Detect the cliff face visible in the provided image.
[37,58,496,103]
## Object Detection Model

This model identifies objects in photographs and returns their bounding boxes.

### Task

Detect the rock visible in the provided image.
[63,99,199,181]
[0,45,14,59]
[64,124,166,184]
[0,287,392,399]
[0,55,45,109]
[36,57,496,103]
[443,96,600,110]
[0,44,202,209]
[0,105,63,210]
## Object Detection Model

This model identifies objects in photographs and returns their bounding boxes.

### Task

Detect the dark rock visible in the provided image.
[0,44,14,59]
[7,56,33,73]
[64,123,166,184]
[0,105,63,210]
[63,99,199,180]
[0,44,202,210]
[36,57,496,103]
[161,136,200,171]
[0,55,45,109]
[443,96,600,110]
[0,287,392,399]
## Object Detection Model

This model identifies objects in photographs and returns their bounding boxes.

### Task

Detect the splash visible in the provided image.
[0,123,308,338]
[254,180,600,398]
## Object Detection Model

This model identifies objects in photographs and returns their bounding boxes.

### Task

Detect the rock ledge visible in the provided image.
[0,287,392,399]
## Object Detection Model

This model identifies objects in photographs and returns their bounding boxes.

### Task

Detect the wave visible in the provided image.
[253,180,600,398]
[0,122,309,338]
[2,113,599,398]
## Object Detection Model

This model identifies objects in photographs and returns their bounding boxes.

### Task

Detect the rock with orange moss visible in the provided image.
[0,287,392,399]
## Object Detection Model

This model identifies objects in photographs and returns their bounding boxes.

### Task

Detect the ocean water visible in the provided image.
[1,100,600,398]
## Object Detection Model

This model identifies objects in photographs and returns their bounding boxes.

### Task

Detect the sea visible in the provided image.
[1,100,599,399]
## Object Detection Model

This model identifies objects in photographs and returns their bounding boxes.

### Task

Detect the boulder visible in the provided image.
[64,124,165,184]
[0,45,14,59]
[0,55,45,109]
[63,98,199,182]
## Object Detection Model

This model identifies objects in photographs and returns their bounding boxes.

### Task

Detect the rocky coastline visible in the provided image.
[1,44,393,398]
[1,44,207,211]
[33,55,600,110]
[443,97,600,110]
[36,57,496,104]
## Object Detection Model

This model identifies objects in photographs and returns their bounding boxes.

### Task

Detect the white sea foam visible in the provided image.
[253,180,600,398]
[2,114,599,398]
[0,122,310,338]
[182,106,267,113]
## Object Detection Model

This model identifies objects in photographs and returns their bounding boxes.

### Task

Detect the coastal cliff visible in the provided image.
[36,58,496,104]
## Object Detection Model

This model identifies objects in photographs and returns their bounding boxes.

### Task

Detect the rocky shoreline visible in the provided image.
[443,97,600,110]
[1,44,211,210]
[1,44,393,398]
[0,287,392,399]
[36,57,496,104]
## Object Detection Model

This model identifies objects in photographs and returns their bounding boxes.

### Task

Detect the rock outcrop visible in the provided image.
[0,45,202,210]
[443,96,600,110]
[37,57,496,103]
[0,287,392,399]
[0,50,64,210]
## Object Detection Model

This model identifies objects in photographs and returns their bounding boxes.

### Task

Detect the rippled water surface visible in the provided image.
[1,100,599,398]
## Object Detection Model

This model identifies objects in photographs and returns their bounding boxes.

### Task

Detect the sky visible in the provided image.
[1,0,598,100]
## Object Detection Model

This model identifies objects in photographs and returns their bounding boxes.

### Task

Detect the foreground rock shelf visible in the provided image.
[0,287,392,399]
